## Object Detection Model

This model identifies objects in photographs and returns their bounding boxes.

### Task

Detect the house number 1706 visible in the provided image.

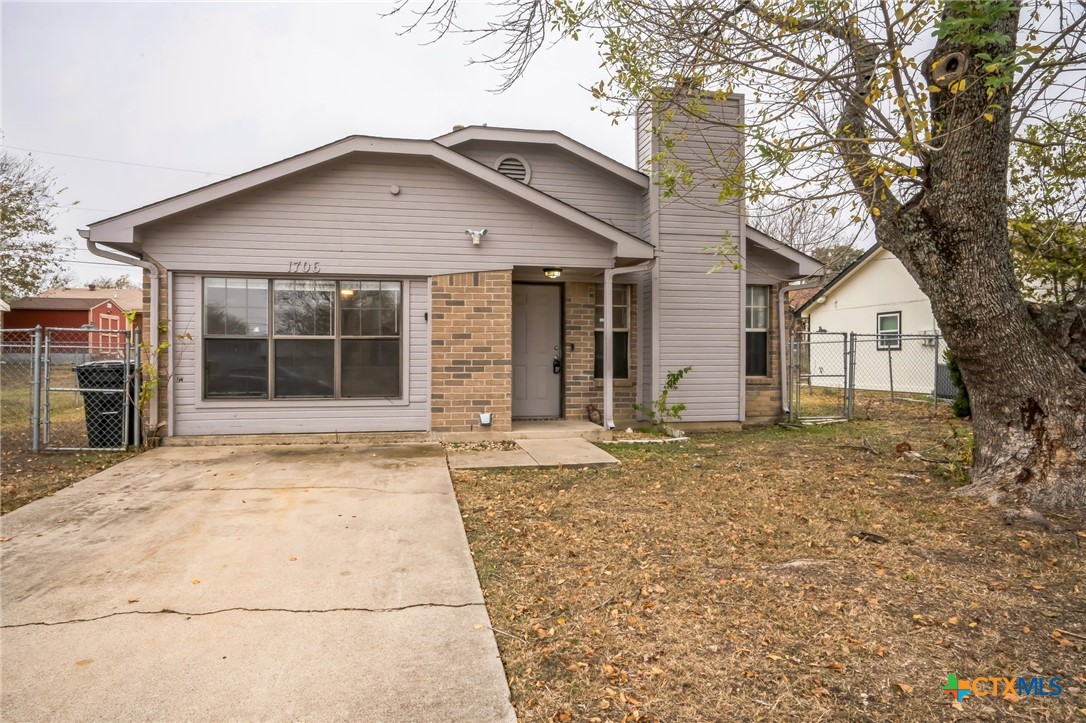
[287,260,321,273]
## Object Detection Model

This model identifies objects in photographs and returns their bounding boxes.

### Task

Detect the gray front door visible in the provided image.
[512,283,561,418]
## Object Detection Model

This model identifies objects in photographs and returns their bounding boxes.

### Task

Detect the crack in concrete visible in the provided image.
[1,601,486,629]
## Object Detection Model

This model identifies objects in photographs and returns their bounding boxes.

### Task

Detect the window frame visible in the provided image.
[745,285,771,378]
[593,283,630,380]
[876,311,902,350]
[199,276,406,404]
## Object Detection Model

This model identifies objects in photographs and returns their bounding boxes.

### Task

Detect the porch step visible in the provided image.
[448,437,619,470]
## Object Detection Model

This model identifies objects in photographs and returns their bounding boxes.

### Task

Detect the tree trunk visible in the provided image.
[871,4,1086,515]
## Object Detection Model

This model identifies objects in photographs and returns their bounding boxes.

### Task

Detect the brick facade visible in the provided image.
[562,282,638,426]
[744,282,785,425]
[431,270,513,433]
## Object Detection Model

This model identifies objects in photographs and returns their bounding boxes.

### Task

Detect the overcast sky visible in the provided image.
[3,1,633,285]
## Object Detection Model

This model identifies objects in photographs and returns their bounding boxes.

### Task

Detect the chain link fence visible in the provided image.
[0,329,38,453]
[0,327,140,452]
[789,331,953,424]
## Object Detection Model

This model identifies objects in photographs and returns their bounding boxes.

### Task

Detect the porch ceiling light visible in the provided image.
[543,268,563,279]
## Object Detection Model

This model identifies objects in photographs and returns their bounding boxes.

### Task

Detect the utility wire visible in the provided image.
[4,145,229,176]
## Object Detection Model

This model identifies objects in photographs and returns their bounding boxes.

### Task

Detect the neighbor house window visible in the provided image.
[877,311,902,350]
[203,277,402,400]
[594,284,630,379]
[746,285,770,377]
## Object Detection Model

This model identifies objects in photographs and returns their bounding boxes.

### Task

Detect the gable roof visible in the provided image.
[11,288,142,312]
[436,126,650,189]
[85,135,655,260]
[745,225,824,277]
[795,242,883,315]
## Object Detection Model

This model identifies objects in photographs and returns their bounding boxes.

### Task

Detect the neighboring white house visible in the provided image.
[797,243,948,396]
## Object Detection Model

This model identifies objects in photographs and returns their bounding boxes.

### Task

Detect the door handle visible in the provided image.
[553,356,562,374]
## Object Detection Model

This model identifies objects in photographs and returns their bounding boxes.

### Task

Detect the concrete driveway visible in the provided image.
[0,443,514,722]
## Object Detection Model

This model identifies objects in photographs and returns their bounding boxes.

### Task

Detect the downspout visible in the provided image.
[604,258,656,429]
[80,230,161,435]
[779,277,826,415]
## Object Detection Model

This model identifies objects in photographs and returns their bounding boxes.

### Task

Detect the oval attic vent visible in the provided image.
[495,154,531,183]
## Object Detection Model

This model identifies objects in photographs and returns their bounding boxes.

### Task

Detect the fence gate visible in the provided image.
[788,330,948,424]
[788,331,849,423]
[0,327,141,452]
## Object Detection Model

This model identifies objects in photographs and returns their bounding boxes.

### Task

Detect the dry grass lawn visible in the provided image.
[452,411,1085,721]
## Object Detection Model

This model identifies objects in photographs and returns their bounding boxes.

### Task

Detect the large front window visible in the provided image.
[594,284,630,379]
[203,277,402,400]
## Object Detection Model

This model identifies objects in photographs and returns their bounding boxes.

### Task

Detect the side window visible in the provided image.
[876,311,902,350]
[745,285,770,376]
[594,284,630,379]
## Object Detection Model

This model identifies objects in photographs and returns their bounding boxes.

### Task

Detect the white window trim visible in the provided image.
[193,275,411,409]
[493,153,532,184]
[876,311,902,350]
[595,283,630,380]
[745,285,771,378]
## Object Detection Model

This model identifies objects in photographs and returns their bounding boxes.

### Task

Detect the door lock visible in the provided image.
[553,356,562,374]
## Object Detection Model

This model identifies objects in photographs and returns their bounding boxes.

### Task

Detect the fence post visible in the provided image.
[41,329,51,449]
[30,326,43,452]
[844,333,853,420]
[933,334,941,414]
[887,346,895,402]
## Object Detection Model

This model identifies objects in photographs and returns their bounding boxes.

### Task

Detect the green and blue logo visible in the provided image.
[940,673,1062,702]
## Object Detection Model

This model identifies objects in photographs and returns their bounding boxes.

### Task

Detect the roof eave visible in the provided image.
[796,242,883,315]
[85,135,653,258]
[745,224,825,278]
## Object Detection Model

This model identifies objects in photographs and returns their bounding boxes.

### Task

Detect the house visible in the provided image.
[1,287,143,354]
[796,243,947,396]
[81,94,821,440]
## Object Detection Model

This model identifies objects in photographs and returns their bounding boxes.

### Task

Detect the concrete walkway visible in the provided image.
[447,437,619,470]
[0,444,514,722]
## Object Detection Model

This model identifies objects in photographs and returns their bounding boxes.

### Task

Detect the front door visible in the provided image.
[512,283,562,418]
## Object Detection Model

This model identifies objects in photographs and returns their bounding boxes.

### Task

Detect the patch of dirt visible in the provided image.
[451,416,1085,722]
[1,427,136,514]
[445,440,521,452]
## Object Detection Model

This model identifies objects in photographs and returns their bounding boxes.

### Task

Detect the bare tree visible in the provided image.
[88,274,139,290]
[396,0,1086,514]
[751,199,865,274]
[0,153,72,300]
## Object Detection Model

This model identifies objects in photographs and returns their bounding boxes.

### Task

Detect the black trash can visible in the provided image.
[74,360,137,448]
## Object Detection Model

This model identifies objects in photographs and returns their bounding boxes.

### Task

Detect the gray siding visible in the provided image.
[648,96,745,422]
[452,141,643,237]
[746,243,799,285]
[170,275,430,436]
[139,154,619,275]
